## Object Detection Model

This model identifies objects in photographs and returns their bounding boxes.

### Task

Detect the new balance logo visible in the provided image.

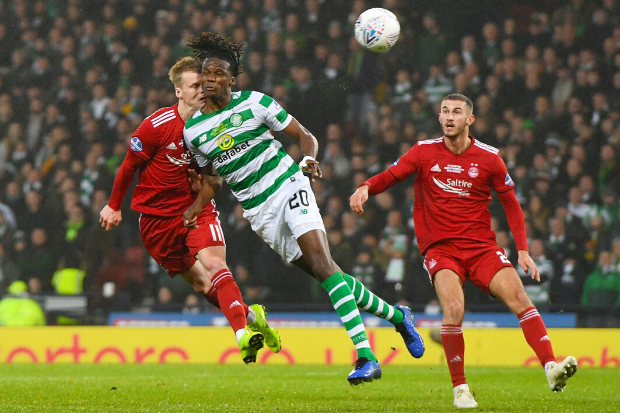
[450,355,463,363]
[166,142,177,150]
[540,335,550,342]
[431,164,441,172]
[229,300,241,309]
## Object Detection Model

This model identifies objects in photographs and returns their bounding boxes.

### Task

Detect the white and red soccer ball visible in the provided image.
[354,8,400,53]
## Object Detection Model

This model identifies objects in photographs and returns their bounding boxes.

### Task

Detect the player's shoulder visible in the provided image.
[414,137,444,156]
[471,138,500,157]
[245,90,281,109]
[417,137,444,147]
[143,104,179,129]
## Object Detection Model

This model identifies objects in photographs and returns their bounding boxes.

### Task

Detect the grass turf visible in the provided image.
[0,364,615,412]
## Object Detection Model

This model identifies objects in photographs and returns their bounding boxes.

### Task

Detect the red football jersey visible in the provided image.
[387,137,515,254]
[109,104,214,217]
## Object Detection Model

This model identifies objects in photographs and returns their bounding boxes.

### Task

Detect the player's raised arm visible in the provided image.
[350,143,420,214]
[183,162,222,228]
[282,118,322,182]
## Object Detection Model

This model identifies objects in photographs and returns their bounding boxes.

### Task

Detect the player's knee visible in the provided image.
[514,288,533,310]
[309,258,338,282]
[443,301,465,323]
[199,256,227,276]
[190,277,212,294]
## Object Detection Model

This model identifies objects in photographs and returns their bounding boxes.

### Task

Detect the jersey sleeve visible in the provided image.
[490,154,515,194]
[108,120,156,210]
[387,143,420,180]
[364,144,420,195]
[127,119,158,161]
[256,93,292,131]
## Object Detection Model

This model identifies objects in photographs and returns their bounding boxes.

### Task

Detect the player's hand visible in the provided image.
[350,185,369,215]
[518,250,540,282]
[99,205,122,231]
[187,169,203,193]
[183,203,202,229]
[300,156,322,182]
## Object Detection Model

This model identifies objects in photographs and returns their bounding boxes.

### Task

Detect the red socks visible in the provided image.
[518,307,555,366]
[440,308,554,388]
[203,269,249,332]
[441,324,466,387]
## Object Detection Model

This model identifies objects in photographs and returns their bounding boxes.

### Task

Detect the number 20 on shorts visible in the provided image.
[289,190,309,215]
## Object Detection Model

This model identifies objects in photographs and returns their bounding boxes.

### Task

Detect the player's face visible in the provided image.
[177,71,205,110]
[439,100,474,138]
[202,57,235,98]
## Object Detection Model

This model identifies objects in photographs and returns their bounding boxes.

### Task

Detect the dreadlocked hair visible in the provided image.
[187,32,244,77]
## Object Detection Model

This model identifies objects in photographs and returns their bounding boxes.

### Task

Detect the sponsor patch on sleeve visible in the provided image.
[274,100,282,110]
[130,137,143,152]
[505,173,514,186]
[392,158,400,166]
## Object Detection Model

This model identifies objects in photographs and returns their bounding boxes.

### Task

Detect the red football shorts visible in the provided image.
[139,210,226,277]
[422,240,513,295]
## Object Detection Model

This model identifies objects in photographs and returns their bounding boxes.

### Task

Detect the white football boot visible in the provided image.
[453,384,478,408]
[545,356,578,392]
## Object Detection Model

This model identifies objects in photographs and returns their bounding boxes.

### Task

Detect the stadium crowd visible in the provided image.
[0,0,619,323]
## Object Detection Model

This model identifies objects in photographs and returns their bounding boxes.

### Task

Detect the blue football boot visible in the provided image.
[394,305,425,358]
[347,357,382,385]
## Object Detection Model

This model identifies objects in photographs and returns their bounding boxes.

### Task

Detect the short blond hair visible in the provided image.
[168,56,202,87]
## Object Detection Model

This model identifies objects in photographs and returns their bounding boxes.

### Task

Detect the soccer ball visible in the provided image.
[354,8,400,53]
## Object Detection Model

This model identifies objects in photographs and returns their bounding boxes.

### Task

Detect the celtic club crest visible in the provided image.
[230,113,243,127]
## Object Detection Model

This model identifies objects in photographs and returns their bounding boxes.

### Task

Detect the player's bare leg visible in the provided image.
[434,269,477,408]
[181,249,264,364]
[294,229,381,384]
[489,267,577,392]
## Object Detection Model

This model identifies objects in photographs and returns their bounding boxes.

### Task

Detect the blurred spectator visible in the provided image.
[18,228,55,293]
[152,286,181,312]
[51,251,86,295]
[0,280,45,326]
[0,243,19,296]
[551,257,587,306]
[416,13,451,74]
[328,230,354,272]
[581,251,620,306]
[182,294,202,314]
[517,239,554,306]
[351,245,382,293]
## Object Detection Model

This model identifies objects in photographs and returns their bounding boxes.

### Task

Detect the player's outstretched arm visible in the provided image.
[350,185,369,214]
[282,118,322,182]
[183,163,222,228]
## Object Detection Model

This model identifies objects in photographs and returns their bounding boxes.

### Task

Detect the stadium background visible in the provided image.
[0,0,618,334]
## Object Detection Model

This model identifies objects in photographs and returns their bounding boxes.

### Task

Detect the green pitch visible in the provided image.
[0,364,616,412]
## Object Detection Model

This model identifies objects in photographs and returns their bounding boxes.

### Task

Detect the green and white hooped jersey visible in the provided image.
[184,91,299,215]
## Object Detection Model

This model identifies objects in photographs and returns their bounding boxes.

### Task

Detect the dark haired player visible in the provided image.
[100,56,280,364]
[181,32,425,384]
[351,93,577,407]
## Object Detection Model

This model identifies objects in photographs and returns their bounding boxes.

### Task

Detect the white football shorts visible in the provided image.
[244,172,325,263]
